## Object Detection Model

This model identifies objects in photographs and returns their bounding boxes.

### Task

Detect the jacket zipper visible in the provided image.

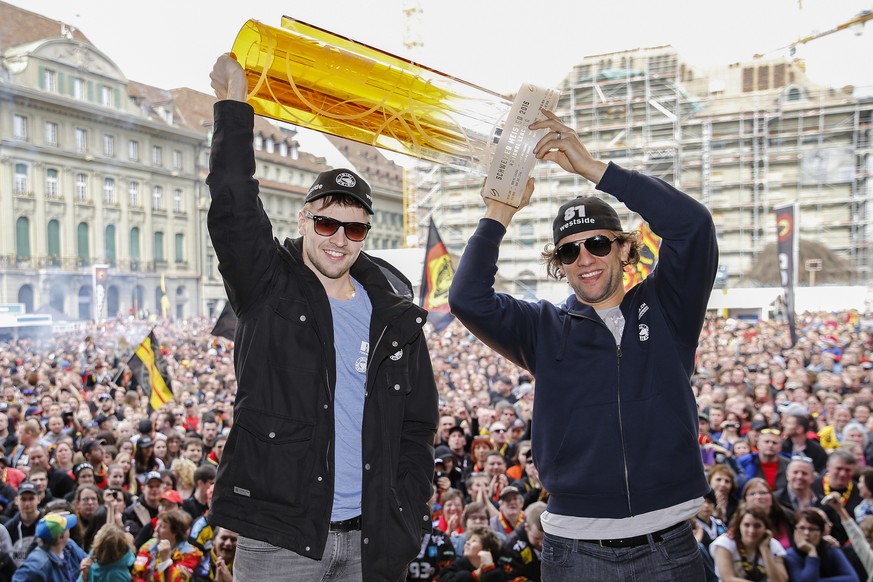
[615,344,633,515]
[568,310,633,515]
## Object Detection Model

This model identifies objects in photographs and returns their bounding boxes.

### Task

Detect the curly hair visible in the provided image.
[541,230,642,281]
[171,457,197,490]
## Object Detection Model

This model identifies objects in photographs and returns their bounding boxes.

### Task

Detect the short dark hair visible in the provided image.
[466,525,502,556]
[193,464,216,485]
[158,508,191,541]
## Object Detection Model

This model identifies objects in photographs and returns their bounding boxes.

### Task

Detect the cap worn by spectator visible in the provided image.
[137,435,155,449]
[138,419,152,434]
[184,399,194,407]
[161,489,183,505]
[81,439,105,455]
[434,445,452,464]
[17,482,38,496]
[93,414,110,426]
[96,393,112,401]
[779,402,810,417]
[447,425,465,438]
[499,486,522,501]
[511,419,526,430]
[36,513,77,543]
[515,383,533,401]
[145,471,162,484]
[698,413,710,424]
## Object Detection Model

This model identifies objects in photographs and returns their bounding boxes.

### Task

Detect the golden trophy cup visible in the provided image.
[231,17,559,207]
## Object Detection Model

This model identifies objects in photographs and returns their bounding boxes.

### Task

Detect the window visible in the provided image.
[77,222,90,266]
[45,122,58,146]
[16,217,30,260]
[128,140,139,161]
[173,150,182,170]
[173,189,183,213]
[175,233,184,263]
[129,181,140,207]
[72,77,85,100]
[153,185,163,210]
[130,227,141,262]
[279,142,288,157]
[13,114,27,139]
[103,134,115,156]
[152,145,162,166]
[43,69,56,92]
[154,231,165,262]
[100,85,112,106]
[265,138,274,153]
[75,173,88,201]
[104,178,115,205]
[14,163,28,194]
[47,220,60,263]
[75,128,87,153]
[254,135,263,150]
[46,169,59,199]
[104,225,116,264]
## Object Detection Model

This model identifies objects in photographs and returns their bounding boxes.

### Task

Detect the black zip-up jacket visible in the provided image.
[206,100,438,581]
[449,163,718,521]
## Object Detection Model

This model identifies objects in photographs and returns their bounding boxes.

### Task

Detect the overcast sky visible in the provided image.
[9,0,873,97]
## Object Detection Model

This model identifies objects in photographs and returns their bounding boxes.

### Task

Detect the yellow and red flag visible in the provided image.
[419,218,455,332]
[128,330,173,412]
[623,222,662,291]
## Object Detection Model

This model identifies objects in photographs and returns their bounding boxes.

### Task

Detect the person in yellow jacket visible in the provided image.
[818,405,853,452]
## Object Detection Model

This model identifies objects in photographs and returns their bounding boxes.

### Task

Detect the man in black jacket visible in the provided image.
[207,54,438,582]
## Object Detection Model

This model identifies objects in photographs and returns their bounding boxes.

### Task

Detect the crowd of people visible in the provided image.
[0,306,870,580]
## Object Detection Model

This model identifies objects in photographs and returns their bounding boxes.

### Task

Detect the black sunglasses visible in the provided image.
[304,210,371,242]
[556,235,618,264]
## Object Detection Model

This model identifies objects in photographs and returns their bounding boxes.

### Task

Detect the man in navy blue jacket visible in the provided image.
[449,109,718,581]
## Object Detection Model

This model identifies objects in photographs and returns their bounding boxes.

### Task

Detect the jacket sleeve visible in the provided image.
[843,517,873,574]
[205,100,276,315]
[596,162,718,349]
[400,333,440,532]
[448,218,541,373]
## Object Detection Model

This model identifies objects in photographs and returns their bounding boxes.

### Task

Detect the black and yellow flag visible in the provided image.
[419,218,455,332]
[128,330,173,412]
[623,222,661,291]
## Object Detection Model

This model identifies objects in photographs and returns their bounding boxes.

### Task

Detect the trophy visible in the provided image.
[231,17,560,207]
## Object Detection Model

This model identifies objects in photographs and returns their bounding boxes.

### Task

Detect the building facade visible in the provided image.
[0,2,406,321]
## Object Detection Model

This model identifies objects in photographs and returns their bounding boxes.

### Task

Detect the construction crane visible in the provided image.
[755,8,872,58]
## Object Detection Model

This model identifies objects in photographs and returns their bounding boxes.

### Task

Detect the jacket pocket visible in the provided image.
[223,407,315,507]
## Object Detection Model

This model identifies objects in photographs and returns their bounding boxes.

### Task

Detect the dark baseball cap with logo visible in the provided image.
[304,168,373,215]
[553,196,623,244]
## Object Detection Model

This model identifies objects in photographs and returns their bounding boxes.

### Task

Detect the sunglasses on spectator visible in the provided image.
[556,235,618,264]
[490,428,507,433]
[790,454,813,464]
[759,428,781,436]
[304,210,371,242]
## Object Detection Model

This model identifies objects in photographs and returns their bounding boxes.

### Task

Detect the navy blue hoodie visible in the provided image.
[449,163,718,520]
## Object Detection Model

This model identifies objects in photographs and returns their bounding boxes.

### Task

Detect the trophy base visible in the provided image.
[483,83,560,208]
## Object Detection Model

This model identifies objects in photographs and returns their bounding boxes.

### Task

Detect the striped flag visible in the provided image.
[419,218,455,332]
[128,330,173,412]
[623,222,661,291]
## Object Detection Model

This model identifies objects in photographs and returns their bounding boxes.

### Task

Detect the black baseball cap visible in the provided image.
[304,168,373,214]
[553,196,622,244]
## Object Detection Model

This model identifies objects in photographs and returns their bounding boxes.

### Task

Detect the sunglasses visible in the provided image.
[556,235,618,264]
[304,210,371,242]
[490,428,507,434]
[759,428,781,436]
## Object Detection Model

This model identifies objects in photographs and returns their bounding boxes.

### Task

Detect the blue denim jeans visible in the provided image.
[234,532,362,581]
[541,521,704,582]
